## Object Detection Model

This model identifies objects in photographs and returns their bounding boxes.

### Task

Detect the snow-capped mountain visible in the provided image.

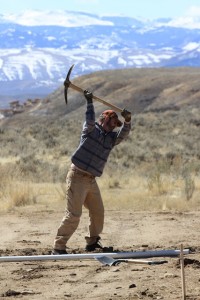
[1,10,200,106]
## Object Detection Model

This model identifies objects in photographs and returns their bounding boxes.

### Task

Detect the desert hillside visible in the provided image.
[1,67,200,174]
[0,67,200,211]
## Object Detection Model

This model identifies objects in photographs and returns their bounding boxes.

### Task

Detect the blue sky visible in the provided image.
[1,0,200,19]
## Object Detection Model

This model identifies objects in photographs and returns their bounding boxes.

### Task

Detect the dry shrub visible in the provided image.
[99,167,200,212]
[0,164,36,211]
[1,157,199,213]
[0,162,66,212]
[7,181,36,208]
[146,157,198,201]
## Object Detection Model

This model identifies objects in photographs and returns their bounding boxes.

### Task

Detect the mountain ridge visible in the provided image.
[1,67,200,120]
[1,10,200,107]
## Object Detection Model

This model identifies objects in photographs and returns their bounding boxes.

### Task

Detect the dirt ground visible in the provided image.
[0,203,200,300]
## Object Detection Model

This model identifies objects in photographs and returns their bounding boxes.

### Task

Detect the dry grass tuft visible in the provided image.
[0,165,34,211]
[99,168,200,212]
[0,162,199,212]
[0,164,65,212]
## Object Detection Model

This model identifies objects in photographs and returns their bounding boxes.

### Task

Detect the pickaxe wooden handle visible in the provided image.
[64,64,123,113]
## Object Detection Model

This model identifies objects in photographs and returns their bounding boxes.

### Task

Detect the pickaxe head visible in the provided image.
[63,64,126,114]
[64,64,74,104]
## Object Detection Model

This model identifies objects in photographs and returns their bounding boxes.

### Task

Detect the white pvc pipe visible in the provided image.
[0,249,190,263]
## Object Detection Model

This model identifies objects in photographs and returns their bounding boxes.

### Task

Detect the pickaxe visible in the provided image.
[64,64,123,113]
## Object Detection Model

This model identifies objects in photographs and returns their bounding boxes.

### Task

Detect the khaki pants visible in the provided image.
[53,169,104,250]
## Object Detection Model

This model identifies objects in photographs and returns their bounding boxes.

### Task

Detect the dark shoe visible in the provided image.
[51,249,67,255]
[85,237,103,252]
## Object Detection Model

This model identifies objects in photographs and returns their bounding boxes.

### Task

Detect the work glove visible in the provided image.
[84,90,93,104]
[121,109,131,122]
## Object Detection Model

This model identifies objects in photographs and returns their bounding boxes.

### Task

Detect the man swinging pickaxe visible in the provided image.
[52,65,131,255]
[64,64,127,113]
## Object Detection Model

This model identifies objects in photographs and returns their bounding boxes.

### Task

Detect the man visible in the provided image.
[52,90,131,254]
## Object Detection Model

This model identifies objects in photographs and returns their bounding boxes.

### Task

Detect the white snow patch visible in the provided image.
[133,60,144,66]
[46,36,56,41]
[167,16,200,29]
[118,57,127,66]
[2,10,113,27]
[183,42,200,51]
[147,54,160,63]
[148,53,172,61]
[129,55,152,64]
